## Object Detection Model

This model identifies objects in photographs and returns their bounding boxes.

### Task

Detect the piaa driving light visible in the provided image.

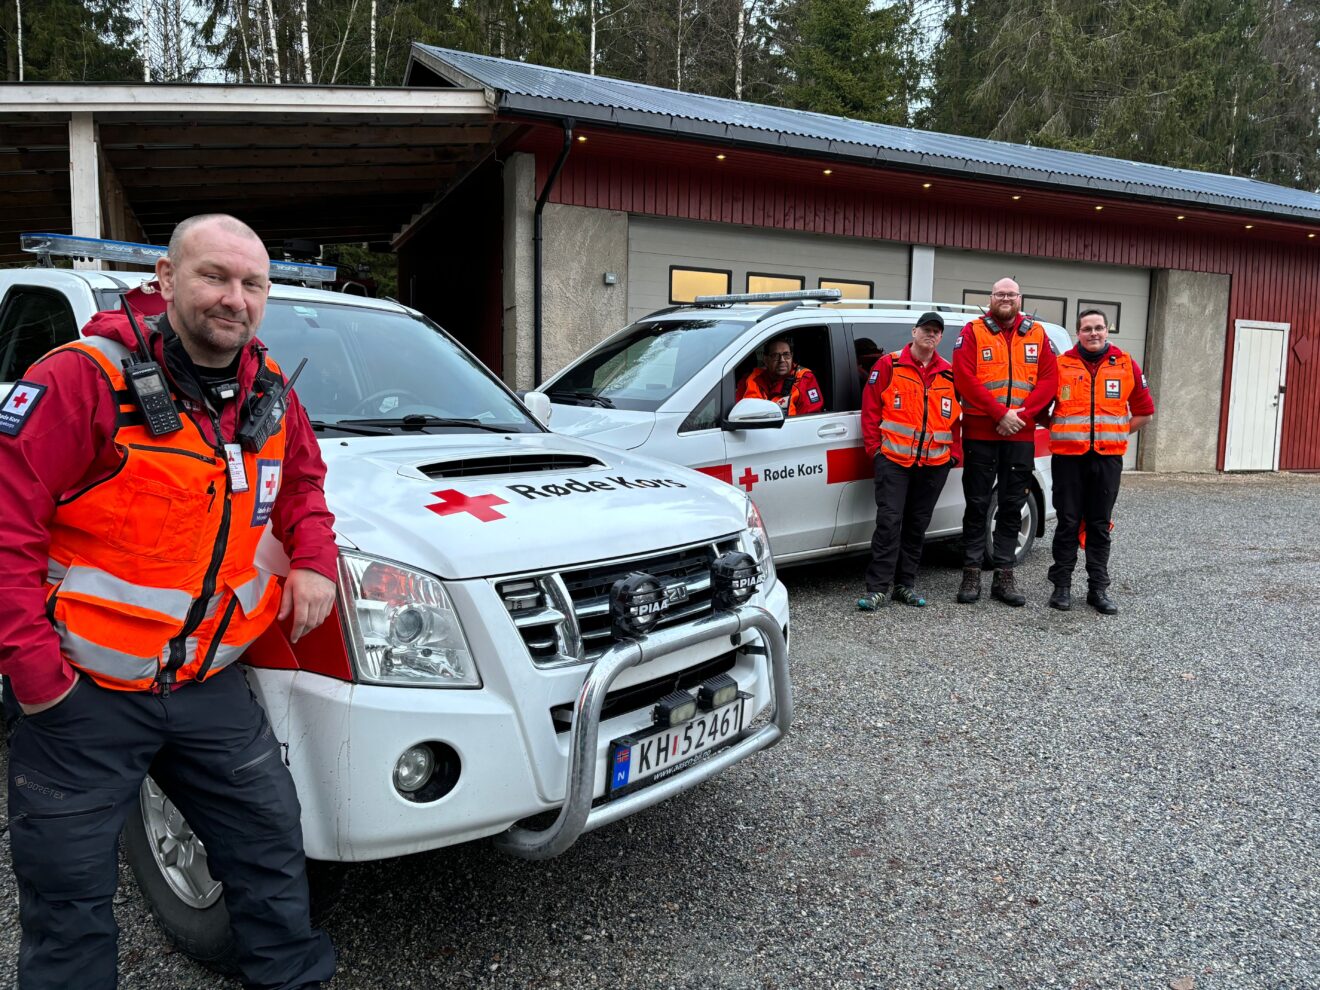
[698,673,739,710]
[654,689,698,727]
[712,550,761,609]
[610,571,666,637]
[338,552,480,687]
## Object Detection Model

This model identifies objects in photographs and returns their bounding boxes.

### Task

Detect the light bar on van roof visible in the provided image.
[693,288,843,305]
[19,232,337,286]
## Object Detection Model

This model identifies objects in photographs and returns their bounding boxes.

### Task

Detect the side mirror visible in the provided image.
[723,397,785,430]
[523,391,553,425]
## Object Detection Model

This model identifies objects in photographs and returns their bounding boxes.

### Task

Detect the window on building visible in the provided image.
[746,273,805,295]
[670,267,731,304]
[1077,300,1121,335]
[820,278,873,308]
[0,287,79,383]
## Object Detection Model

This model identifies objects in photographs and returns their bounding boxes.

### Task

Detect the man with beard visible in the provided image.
[0,214,338,989]
[951,277,1059,606]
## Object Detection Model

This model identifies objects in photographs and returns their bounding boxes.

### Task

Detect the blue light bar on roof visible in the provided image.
[19,232,338,286]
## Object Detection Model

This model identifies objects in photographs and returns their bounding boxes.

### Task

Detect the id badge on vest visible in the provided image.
[225,443,249,493]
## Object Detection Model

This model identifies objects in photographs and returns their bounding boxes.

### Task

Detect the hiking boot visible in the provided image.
[856,589,889,611]
[1087,588,1119,615]
[1048,584,1072,611]
[956,567,982,604]
[891,585,927,607]
[991,568,1026,607]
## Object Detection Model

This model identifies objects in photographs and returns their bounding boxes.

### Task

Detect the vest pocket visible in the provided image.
[109,476,212,562]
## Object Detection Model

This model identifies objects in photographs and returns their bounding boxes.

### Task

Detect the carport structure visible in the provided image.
[0,83,500,265]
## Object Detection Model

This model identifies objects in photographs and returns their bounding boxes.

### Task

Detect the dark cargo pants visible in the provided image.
[1048,450,1124,591]
[864,455,951,592]
[4,665,335,990]
[960,438,1035,569]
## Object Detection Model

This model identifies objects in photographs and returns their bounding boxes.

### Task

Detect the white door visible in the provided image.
[1225,321,1289,471]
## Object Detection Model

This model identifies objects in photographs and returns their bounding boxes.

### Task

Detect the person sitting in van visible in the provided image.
[854,337,883,388]
[736,335,825,415]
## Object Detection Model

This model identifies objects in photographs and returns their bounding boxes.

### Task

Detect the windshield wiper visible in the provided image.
[339,415,520,433]
[307,419,392,436]
[549,390,614,408]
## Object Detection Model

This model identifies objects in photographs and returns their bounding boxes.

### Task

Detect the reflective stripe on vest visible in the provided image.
[41,337,288,692]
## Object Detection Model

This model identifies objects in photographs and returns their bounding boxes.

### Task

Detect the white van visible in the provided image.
[540,291,1073,565]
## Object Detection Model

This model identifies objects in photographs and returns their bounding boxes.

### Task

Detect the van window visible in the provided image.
[0,287,79,382]
[731,325,833,416]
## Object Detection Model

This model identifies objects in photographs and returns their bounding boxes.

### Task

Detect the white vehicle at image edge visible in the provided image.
[539,290,1073,566]
[0,239,791,966]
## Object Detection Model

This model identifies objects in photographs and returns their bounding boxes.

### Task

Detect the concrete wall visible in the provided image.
[502,152,536,389]
[1142,269,1231,472]
[541,203,629,380]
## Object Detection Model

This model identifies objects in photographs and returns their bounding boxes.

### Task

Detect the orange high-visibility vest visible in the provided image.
[878,353,960,467]
[42,337,287,693]
[967,317,1048,409]
[737,366,821,415]
[1050,350,1136,455]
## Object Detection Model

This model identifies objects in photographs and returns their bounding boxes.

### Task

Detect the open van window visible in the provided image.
[548,318,751,412]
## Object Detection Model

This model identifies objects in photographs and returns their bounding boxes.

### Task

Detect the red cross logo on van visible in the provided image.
[426,489,509,522]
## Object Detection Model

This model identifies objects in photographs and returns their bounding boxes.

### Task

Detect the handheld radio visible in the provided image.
[236,356,307,452]
[120,300,183,437]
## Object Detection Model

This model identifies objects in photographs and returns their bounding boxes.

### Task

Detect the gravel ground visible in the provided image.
[2,472,1317,989]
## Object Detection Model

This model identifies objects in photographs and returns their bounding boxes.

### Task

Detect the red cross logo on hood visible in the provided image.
[426,488,509,522]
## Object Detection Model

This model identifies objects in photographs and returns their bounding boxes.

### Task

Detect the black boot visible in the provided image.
[956,567,982,603]
[1087,588,1118,615]
[991,568,1026,607]
[1048,584,1071,611]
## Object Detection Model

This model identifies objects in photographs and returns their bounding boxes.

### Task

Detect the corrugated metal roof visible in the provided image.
[410,44,1320,222]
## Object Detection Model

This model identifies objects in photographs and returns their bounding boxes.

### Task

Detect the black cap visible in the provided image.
[915,311,945,331]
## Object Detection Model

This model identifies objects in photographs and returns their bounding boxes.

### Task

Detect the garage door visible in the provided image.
[628,218,909,323]
[933,250,1152,468]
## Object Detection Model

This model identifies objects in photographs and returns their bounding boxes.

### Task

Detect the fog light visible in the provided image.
[393,745,434,794]
[698,673,739,710]
[712,550,760,609]
[654,689,698,727]
[611,571,667,637]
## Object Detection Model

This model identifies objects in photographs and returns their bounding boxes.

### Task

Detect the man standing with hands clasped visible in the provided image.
[0,214,338,989]
[1046,309,1155,614]
[952,277,1058,606]
[856,313,960,610]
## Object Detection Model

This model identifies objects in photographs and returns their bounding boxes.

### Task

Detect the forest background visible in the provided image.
[2,0,1318,192]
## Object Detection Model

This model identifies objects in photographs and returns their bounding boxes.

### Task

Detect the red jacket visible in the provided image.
[861,344,957,460]
[0,306,337,705]
[952,313,1059,443]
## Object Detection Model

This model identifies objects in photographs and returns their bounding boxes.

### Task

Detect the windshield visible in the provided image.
[256,299,539,434]
[547,318,752,412]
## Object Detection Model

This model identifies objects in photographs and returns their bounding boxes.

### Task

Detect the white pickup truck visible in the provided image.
[0,235,792,969]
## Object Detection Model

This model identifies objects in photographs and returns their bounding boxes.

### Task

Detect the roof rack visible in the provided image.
[19,232,337,287]
[692,288,842,305]
[840,299,986,313]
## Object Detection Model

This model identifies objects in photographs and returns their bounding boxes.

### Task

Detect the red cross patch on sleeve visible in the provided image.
[0,381,47,437]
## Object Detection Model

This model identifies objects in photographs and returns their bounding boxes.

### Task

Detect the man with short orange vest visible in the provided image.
[0,215,337,989]
[856,313,960,609]
[952,277,1059,607]
[735,334,826,415]
[1046,309,1155,614]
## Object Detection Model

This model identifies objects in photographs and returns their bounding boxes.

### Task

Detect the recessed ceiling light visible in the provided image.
[1011,195,1022,200]
[823,169,833,175]
[1245,224,1254,229]
[1309,233,1317,239]
[922,182,932,189]
[716,153,726,160]
[1176,215,1186,220]
[576,135,587,143]
[1094,205,1104,211]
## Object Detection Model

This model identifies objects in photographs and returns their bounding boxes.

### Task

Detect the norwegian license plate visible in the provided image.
[607,694,751,795]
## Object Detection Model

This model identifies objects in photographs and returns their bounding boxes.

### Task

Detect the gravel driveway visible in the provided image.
[2,472,1316,990]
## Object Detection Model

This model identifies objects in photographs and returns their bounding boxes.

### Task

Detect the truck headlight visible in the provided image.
[338,552,481,688]
[743,497,776,589]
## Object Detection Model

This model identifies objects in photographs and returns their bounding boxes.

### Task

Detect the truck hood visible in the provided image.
[545,403,656,450]
[320,431,747,580]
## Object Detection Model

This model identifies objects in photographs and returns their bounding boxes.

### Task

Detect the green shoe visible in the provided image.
[891,585,927,607]
[856,590,889,611]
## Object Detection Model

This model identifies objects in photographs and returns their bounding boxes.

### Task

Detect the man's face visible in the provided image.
[763,342,794,379]
[157,224,270,365]
[1077,314,1109,353]
[989,279,1021,323]
[911,322,943,350]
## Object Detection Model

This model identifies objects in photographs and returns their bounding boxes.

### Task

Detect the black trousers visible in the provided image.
[960,438,1036,569]
[864,455,951,592]
[1048,451,1123,591]
[4,666,335,990]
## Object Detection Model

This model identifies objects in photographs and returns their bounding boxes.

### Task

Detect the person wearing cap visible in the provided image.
[736,334,825,415]
[1046,309,1155,614]
[951,277,1059,607]
[856,313,960,609]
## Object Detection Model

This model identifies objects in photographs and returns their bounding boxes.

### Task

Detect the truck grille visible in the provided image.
[496,537,743,667]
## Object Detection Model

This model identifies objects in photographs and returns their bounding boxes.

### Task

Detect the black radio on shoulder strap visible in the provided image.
[119,299,183,437]
[235,348,308,452]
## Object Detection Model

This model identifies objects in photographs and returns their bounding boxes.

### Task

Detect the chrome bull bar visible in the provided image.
[493,604,792,860]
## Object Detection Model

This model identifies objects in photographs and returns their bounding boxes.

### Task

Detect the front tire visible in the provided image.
[982,487,1038,567]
